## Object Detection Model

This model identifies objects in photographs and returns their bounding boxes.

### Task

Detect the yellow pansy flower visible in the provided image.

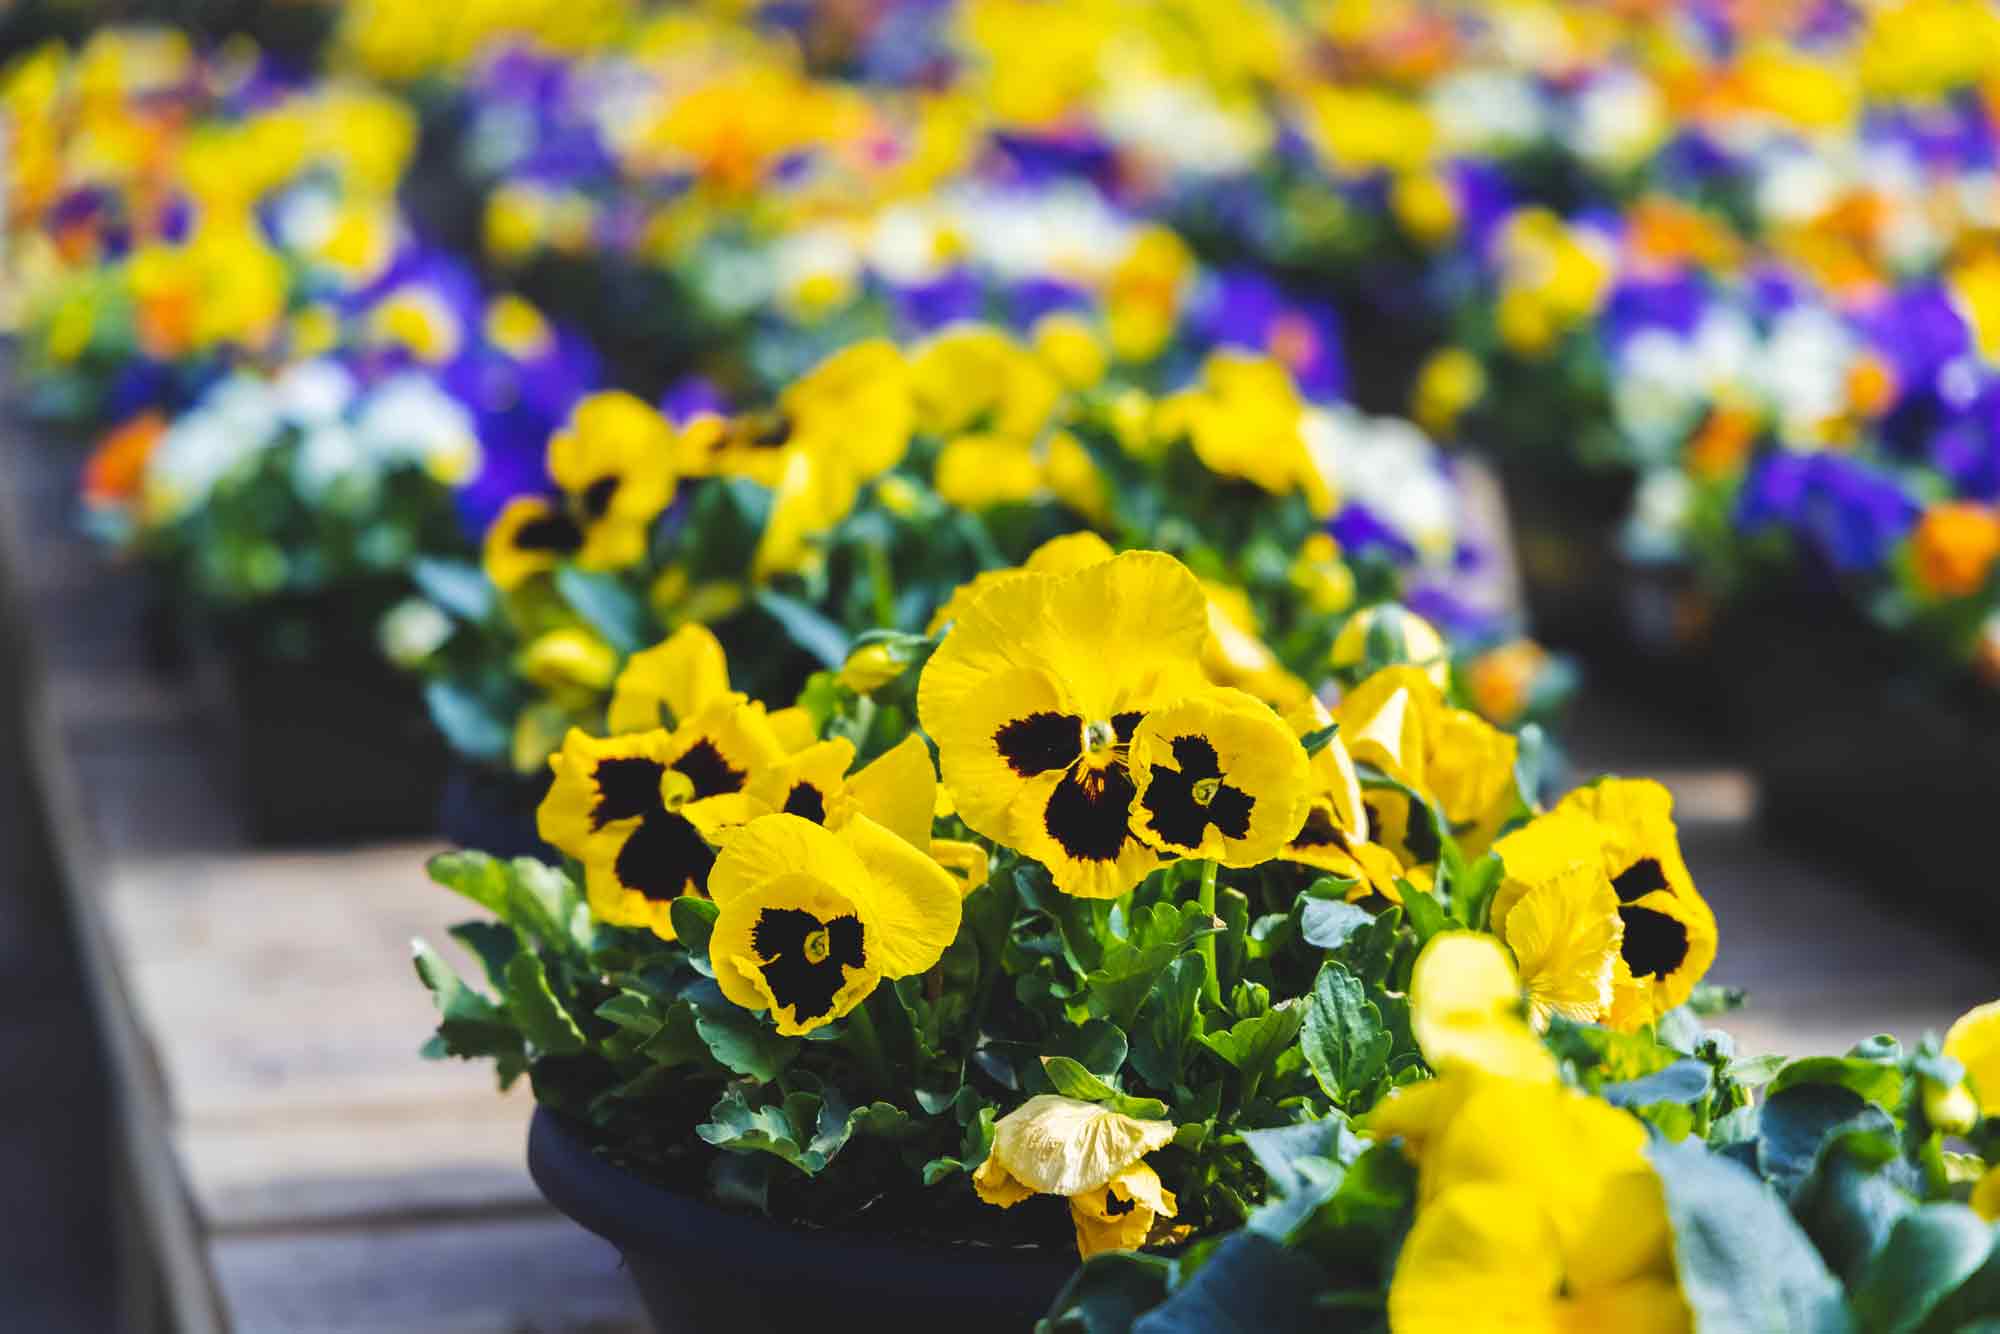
[1329,603,1448,689]
[926,530,1116,635]
[972,1093,1179,1258]
[1155,351,1337,518]
[1200,582,1315,715]
[1031,311,1109,391]
[1337,665,1520,858]
[536,697,787,940]
[483,495,583,592]
[910,323,1064,442]
[1500,857,1624,1029]
[1407,933,1557,1082]
[934,433,1046,510]
[707,813,961,1036]
[606,623,731,735]
[1126,686,1310,866]
[1493,781,1718,1031]
[547,392,679,571]
[918,551,1212,899]
[1945,1000,2000,1115]
[1288,532,1355,617]
[1276,700,1407,900]
[518,627,618,696]
[1104,224,1193,364]
[688,339,913,489]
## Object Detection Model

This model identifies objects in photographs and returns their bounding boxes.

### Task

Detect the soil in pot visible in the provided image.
[527,1107,1079,1334]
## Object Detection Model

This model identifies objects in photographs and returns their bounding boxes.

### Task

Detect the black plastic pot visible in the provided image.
[439,763,556,861]
[1712,592,2000,934]
[200,599,447,846]
[527,1107,1077,1334]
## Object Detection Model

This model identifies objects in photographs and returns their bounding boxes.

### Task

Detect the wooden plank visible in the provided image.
[210,1214,648,1334]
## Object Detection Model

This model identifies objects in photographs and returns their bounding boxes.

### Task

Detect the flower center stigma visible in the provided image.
[660,769,696,811]
[1191,776,1220,806]
[1084,719,1116,755]
[803,927,831,964]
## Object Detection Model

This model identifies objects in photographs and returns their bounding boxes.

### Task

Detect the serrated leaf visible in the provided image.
[1300,962,1391,1108]
[1771,1055,1906,1111]
[505,857,583,953]
[427,850,512,918]
[1198,1003,1305,1079]
[693,1003,798,1081]
[412,939,524,1065]
[448,920,520,991]
[1084,942,1184,1032]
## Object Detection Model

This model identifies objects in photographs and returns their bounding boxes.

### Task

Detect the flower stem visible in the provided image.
[845,992,894,1097]
[1198,859,1223,1008]
[866,540,895,628]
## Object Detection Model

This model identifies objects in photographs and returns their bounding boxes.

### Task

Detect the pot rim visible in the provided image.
[527,1104,1078,1294]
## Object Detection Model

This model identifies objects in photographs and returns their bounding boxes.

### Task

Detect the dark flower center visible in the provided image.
[1044,762,1139,862]
[579,474,620,521]
[1289,805,1351,851]
[783,782,828,823]
[613,808,715,903]
[673,739,747,799]
[512,510,584,554]
[1611,857,1670,902]
[995,711,1084,776]
[752,907,865,1022]
[1619,905,1689,979]
[592,757,667,828]
[1140,735,1255,850]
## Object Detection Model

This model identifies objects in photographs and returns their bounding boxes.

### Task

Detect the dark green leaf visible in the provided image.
[1648,1139,1853,1334]
[411,558,496,622]
[555,566,649,653]
[1130,1233,1326,1334]
[1300,962,1391,1108]
[754,590,851,669]
[503,953,586,1053]
[1199,1003,1305,1078]
[1772,1056,1906,1111]
[693,1004,798,1081]
[1130,957,1205,1088]
[1849,1205,1994,1334]
[1038,1251,1174,1334]
[1601,1059,1713,1109]
[424,682,511,762]
[670,896,720,966]
[1298,723,1338,756]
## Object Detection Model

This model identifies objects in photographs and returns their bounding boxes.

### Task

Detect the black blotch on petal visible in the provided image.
[514,511,584,554]
[1288,806,1351,851]
[592,756,666,828]
[1141,734,1255,849]
[580,474,620,520]
[613,810,714,901]
[1611,857,1671,903]
[1395,793,1443,865]
[994,711,1083,777]
[673,738,747,798]
[1111,711,1145,743]
[1103,1189,1135,1217]
[752,908,865,1022]
[783,782,828,823]
[1619,905,1689,980]
[1045,763,1138,862]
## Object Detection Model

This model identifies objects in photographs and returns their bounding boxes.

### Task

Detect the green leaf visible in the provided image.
[1198,1003,1305,1079]
[1761,1083,1895,1200]
[503,953,586,1053]
[1648,1139,1853,1334]
[411,939,525,1074]
[1042,1056,1122,1102]
[670,896,719,967]
[693,1003,799,1081]
[1128,1233,1326,1334]
[410,557,496,622]
[1300,962,1392,1108]
[554,566,649,653]
[426,850,512,918]
[1298,723,1338,756]
[1085,942,1185,1032]
[1039,1251,1173,1334]
[593,990,663,1036]
[1600,1059,1712,1109]
[448,921,520,991]
[1398,882,1450,944]
[696,1087,909,1176]
[754,589,850,669]
[1771,1055,1906,1111]
[1241,1118,1362,1200]
[1130,957,1205,1088]
[424,682,511,763]
[1849,1205,1994,1334]
[1298,898,1372,951]
[504,857,584,953]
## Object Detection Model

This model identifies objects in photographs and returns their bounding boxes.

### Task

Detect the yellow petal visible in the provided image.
[608,623,731,734]
[1972,1165,2000,1222]
[840,734,937,849]
[835,814,963,979]
[989,1094,1175,1197]
[1410,932,1557,1081]
[1068,1160,1176,1258]
[1389,1181,1565,1334]
[1503,861,1622,1028]
[972,1151,1035,1208]
[1946,1000,2000,1115]
[1127,686,1312,866]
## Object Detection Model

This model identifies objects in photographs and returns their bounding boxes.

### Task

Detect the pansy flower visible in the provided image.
[1337,665,1521,860]
[919,550,1212,899]
[972,1094,1179,1259]
[686,338,913,491]
[1154,351,1338,518]
[607,623,730,736]
[482,391,677,589]
[1126,686,1310,866]
[1492,780,1717,1030]
[537,697,788,940]
[1276,700,1407,900]
[707,812,961,1036]
[1494,851,1624,1029]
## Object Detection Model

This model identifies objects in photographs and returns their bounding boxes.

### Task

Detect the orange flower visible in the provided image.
[1912,502,2000,599]
[1685,404,1760,480]
[84,411,167,510]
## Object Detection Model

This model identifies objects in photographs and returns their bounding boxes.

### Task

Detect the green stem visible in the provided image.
[866,541,895,628]
[1197,860,1223,1008]
[844,992,894,1098]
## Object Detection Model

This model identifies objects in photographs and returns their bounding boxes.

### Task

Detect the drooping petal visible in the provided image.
[988,1094,1176,1198]
[840,733,937,849]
